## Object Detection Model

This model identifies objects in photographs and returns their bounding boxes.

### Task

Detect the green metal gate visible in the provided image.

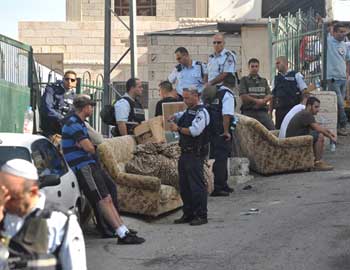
[268,9,324,85]
[77,71,104,133]
[0,34,34,133]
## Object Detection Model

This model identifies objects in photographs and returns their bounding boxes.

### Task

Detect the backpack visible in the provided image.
[100,104,116,126]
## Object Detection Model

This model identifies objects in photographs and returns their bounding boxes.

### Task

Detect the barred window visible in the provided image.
[114,0,156,16]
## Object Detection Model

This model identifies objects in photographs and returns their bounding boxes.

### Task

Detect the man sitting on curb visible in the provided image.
[286,96,337,171]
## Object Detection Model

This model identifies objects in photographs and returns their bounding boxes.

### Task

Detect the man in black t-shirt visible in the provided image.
[286,97,336,171]
[155,81,179,116]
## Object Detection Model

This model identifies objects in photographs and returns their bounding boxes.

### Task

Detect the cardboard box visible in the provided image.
[134,116,166,144]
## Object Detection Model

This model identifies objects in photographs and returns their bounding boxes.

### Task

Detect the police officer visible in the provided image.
[168,47,208,98]
[113,78,145,136]
[169,87,210,226]
[272,56,307,129]
[40,70,77,136]
[204,84,235,197]
[207,34,237,89]
[239,58,275,130]
[0,159,86,269]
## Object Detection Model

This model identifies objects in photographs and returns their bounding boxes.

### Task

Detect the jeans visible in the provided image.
[327,79,348,128]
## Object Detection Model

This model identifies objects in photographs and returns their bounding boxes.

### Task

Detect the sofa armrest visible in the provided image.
[116,172,161,191]
[276,135,314,148]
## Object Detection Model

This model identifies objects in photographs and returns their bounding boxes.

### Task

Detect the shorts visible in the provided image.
[76,163,111,205]
[310,130,319,144]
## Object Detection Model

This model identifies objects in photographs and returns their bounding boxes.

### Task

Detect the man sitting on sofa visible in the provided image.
[62,94,145,244]
[286,96,337,171]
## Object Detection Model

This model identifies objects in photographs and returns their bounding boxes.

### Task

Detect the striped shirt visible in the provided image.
[62,114,95,172]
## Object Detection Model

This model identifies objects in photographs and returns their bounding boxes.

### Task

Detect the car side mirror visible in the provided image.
[38,174,61,189]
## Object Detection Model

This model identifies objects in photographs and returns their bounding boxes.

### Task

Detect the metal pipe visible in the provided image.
[103,0,112,135]
[129,0,137,78]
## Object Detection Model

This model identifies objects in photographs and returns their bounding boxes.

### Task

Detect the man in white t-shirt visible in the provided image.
[279,94,309,138]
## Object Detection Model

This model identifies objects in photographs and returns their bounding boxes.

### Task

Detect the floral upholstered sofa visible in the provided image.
[234,114,315,175]
[97,135,183,217]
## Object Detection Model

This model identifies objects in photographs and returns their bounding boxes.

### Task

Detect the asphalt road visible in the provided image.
[86,136,350,270]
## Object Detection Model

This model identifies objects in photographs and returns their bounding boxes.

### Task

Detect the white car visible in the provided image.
[0,133,85,215]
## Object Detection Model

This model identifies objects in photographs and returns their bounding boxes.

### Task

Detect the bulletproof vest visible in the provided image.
[207,88,233,135]
[6,203,68,270]
[178,105,209,157]
[114,96,145,136]
[272,71,301,109]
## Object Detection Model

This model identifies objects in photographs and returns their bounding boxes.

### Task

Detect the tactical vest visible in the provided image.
[5,204,68,270]
[178,105,209,157]
[114,96,145,136]
[207,88,234,135]
[272,71,301,109]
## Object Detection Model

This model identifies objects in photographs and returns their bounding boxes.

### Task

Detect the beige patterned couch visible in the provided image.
[97,135,183,217]
[234,114,315,175]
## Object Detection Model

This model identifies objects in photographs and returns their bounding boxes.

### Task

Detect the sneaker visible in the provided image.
[313,160,334,171]
[128,228,138,235]
[210,190,230,197]
[337,127,348,136]
[118,232,145,245]
[190,217,208,226]
[174,214,194,224]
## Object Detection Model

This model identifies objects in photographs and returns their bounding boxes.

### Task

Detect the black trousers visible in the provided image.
[275,107,293,129]
[178,153,207,218]
[210,135,232,191]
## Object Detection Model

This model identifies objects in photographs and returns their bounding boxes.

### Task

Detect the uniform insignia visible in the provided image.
[338,47,345,56]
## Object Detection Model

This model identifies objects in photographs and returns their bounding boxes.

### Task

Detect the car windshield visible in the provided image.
[0,146,32,167]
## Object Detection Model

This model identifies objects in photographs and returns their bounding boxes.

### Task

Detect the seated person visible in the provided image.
[286,96,337,171]
[112,78,145,136]
[279,93,310,138]
[62,95,145,244]
[155,81,179,116]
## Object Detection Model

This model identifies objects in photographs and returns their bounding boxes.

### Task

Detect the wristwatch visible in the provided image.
[177,127,182,133]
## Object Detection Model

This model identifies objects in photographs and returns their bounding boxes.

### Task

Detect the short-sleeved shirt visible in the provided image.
[175,108,210,137]
[155,96,179,116]
[219,85,235,116]
[271,71,307,91]
[62,114,95,172]
[285,110,316,138]
[239,74,271,111]
[168,60,207,96]
[208,48,236,83]
[279,104,306,138]
[327,36,350,80]
[114,93,133,122]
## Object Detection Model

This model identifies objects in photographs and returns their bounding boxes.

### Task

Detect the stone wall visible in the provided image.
[147,34,242,117]
[313,91,338,145]
[18,18,178,81]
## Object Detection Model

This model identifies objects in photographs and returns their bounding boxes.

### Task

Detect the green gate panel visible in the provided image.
[0,79,30,133]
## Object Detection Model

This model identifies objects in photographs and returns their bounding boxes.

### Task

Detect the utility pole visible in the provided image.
[129,0,137,78]
[103,0,111,135]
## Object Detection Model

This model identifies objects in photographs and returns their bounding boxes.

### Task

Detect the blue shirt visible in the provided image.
[62,114,95,172]
[168,60,207,96]
[207,48,236,83]
[327,35,350,80]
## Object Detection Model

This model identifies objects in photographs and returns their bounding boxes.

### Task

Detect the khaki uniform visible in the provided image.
[239,75,275,130]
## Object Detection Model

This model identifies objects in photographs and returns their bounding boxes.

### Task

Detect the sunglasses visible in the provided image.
[64,78,76,82]
[213,41,222,45]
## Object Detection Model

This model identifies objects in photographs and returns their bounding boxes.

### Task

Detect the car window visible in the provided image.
[31,139,68,177]
[0,146,31,167]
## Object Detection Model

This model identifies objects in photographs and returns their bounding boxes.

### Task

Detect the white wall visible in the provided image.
[331,0,350,21]
[208,0,262,19]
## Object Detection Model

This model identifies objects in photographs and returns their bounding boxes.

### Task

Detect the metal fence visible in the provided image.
[269,9,324,85]
[0,34,33,133]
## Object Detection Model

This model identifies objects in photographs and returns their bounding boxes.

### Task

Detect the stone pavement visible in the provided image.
[85,136,350,270]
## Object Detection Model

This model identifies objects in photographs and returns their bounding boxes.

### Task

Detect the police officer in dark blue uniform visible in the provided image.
[40,70,77,136]
[169,87,210,226]
[272,56,307,129]
[205,84,235,197]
